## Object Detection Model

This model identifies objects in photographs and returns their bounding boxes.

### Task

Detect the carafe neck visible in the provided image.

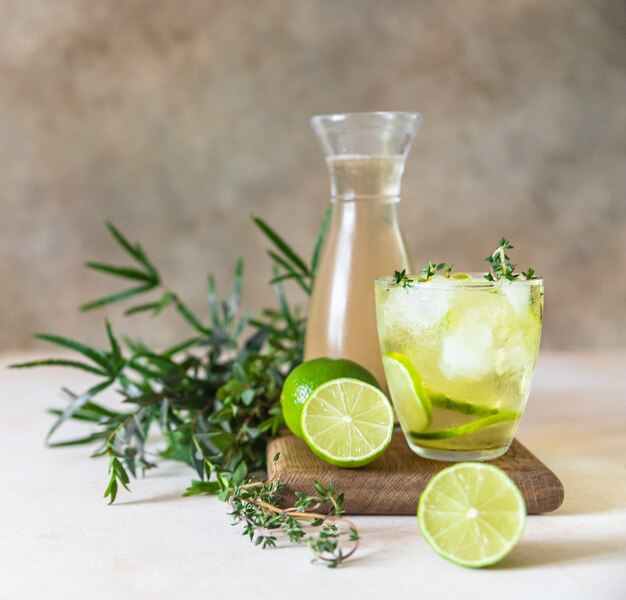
[327,155,405,203]
[311,112,420,203]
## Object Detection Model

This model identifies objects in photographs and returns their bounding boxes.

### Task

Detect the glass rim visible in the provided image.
[311,111,421,127]
[375,272,544,289]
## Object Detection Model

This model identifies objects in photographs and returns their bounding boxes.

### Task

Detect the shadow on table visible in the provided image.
[495,537,622,569]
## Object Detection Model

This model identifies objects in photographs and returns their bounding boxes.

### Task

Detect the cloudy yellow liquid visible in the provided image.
[376,276,543,459]
[305,156,412,388]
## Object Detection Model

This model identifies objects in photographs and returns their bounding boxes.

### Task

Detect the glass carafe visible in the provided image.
[305,112,421,386]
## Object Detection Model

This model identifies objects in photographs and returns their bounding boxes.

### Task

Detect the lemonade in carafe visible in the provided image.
[305,113,421,387]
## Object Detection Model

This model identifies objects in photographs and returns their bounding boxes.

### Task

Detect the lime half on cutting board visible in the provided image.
[301,378,393,468]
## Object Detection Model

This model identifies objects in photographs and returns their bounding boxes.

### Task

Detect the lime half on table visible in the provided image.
[301,378,394,468]
[418,463,526,567]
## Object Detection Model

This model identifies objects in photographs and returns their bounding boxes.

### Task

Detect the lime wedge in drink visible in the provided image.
[301,378,394,468]
[383,352,521,441]
[382,352,432,432]
[410,411,521,440]
[418,463,526,567]
[425,389,501,417]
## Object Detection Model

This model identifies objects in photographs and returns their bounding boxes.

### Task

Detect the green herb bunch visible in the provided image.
[13,220,302,501]
[11,211,360,567]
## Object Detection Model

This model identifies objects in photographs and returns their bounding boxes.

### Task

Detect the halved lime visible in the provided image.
[301,378,394,468]
[418,463,526,567]
[382,352,432,432]
[281,358,379,438]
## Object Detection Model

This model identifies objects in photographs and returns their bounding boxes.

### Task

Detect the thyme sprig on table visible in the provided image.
[10,211,358,567]
[230,457,359,568]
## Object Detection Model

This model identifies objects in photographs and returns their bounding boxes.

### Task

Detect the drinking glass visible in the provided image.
[375,274,544,461]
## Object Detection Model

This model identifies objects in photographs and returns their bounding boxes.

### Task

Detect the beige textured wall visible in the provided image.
[1,0,625,352]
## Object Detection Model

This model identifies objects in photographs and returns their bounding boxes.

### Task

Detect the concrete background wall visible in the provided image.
[1,0,625,352]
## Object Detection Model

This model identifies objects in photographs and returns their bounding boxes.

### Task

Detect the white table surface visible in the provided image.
[1,350,625,600]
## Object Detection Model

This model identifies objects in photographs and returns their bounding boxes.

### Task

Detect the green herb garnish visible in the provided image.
[392,240,539,286]
[392,262,453,287]
[393,269,412,287]
[417,261,453,282]
[10,211,359,567]
[484,238,538,282]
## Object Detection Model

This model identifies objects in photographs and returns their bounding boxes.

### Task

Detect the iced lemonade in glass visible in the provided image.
[375,267,543,461]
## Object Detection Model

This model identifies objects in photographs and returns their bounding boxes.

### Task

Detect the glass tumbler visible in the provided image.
[375,274,544,461]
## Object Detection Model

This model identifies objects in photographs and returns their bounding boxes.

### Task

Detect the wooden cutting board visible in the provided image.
[267,431,564,515]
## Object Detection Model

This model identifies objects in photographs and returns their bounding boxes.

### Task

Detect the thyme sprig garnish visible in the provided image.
[418,261,453,281]
[9,214,363,567]
[392,262,453,287]
[230,468,359,568]
[484,238,538,282]
[392,239,539,287]
[393,269,412,287]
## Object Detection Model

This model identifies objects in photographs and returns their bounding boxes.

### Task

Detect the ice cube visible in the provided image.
[500,282,530,316]
[439,307,496,380]
[495,330,533,377]
[383,287,452,336]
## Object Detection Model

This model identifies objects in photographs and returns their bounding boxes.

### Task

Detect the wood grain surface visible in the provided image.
[267,431,564,515]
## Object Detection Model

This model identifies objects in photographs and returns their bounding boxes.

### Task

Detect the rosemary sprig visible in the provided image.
[253,206,331,295]
[9,216,321,504]
[10,214,360,566]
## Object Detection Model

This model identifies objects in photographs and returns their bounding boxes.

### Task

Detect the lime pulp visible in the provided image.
[301,378,394,468]
[417,463,526,567]
[280,358,379,438]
